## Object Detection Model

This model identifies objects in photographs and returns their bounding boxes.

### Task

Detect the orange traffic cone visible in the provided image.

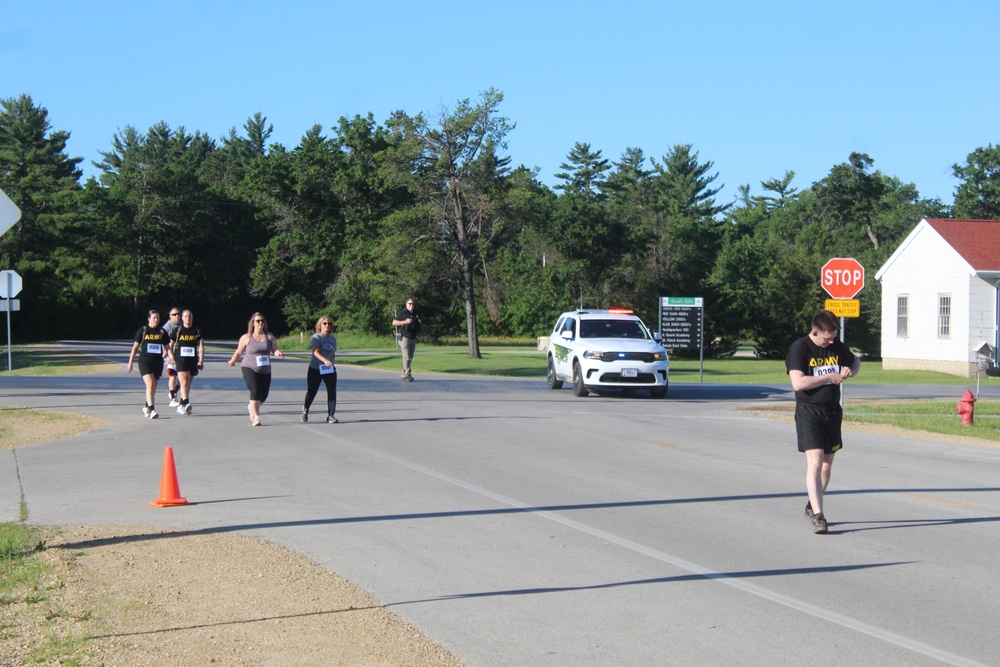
[150,446,188,507]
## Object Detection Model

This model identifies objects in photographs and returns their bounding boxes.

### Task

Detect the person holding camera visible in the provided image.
[392,298,422,381]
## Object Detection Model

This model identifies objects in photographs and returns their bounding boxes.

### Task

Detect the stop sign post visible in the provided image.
[1,270,21,377]
[0,190,24,376]
[820,258,864,407]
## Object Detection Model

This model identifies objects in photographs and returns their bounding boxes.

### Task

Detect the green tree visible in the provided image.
[481,166,562,336]
[759,170,799,211]
[604,147,653,205]
[382,88,515,358]
[0,94,88,339]
[554,142,610,199]
[0,94,83,262]
[209,112,274,193]
[953,144,1000,219]
[244,125,347,303]
[638,145,734,354]
[325,114,416,333]
[94,122,262,332]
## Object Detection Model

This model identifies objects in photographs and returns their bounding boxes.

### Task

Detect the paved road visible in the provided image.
[2,341,999,666]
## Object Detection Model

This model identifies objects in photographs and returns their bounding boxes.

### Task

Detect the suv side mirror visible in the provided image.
[560,330,574,341]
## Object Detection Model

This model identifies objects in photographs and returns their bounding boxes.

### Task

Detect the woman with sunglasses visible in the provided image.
[161,307,182,407]
[229,312,284,426]
[300,316,338,424]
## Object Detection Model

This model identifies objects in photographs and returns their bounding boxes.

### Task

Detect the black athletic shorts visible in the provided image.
[795,402,843,453]
[138,359,164,379]
[175,358,200,376]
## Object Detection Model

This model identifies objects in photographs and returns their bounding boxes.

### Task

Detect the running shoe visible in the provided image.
[251,416,261,427]
[811,513,829,534]
[177,404,186,415]
[300,409,308,423]
[184,403,192,415]
[804,502,814,520]
[326,416,339,424]
[142,406,151,418]
[148,408,159,420]
[169,397,180,408]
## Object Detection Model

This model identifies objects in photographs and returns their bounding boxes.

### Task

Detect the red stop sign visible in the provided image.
[821,258,865,299]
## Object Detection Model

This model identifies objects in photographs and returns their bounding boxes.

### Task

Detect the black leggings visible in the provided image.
[304,366,337,415]
[241,367,272,402]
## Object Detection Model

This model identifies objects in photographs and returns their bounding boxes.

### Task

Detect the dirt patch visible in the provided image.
[0,406,108,450]
[1,525,463,667]
[1,409,464,666]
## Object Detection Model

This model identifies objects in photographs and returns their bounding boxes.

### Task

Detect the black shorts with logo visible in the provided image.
[795,402,843,453]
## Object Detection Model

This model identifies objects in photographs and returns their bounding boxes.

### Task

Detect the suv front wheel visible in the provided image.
[547,356,563,390]
[572,361,589,397]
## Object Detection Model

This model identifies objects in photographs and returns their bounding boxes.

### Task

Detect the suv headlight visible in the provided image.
[582,350,603,360]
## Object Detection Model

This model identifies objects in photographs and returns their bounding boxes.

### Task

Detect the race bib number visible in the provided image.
[146,343,162,355]
[256,355,271,367]
[181,346,196,357]
[814,364,840,382]
[319,364,335,375]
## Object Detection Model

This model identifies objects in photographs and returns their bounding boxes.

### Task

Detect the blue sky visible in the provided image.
[3,1,998,207]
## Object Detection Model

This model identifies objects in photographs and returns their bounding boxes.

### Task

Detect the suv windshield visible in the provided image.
[579,319,650,340]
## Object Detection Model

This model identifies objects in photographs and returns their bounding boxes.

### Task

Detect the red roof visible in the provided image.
[925,219,1000,272]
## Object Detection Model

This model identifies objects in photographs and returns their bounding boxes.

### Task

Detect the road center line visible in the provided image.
[905,492,976,507]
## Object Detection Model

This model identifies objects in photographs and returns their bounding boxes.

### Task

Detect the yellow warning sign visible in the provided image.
[825,299,860,318]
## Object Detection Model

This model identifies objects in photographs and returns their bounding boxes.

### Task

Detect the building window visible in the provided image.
[896,296,908,337]
[938,295,951,338]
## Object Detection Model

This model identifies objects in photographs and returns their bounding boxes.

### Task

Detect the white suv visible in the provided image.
[546,309,669,398]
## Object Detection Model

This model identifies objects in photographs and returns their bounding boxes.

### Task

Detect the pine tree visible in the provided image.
[0,94,83,264]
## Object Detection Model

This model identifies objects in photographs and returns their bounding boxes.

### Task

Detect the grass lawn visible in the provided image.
[844,399,1000,442]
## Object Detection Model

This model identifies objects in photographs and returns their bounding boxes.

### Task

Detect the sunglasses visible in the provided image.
[254,319,264,323]
[169,313,179,316]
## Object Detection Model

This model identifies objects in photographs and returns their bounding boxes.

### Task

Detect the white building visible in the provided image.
[875,218,1000,377]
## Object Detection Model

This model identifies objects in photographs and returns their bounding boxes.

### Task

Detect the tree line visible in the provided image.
[1,90,997,358]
